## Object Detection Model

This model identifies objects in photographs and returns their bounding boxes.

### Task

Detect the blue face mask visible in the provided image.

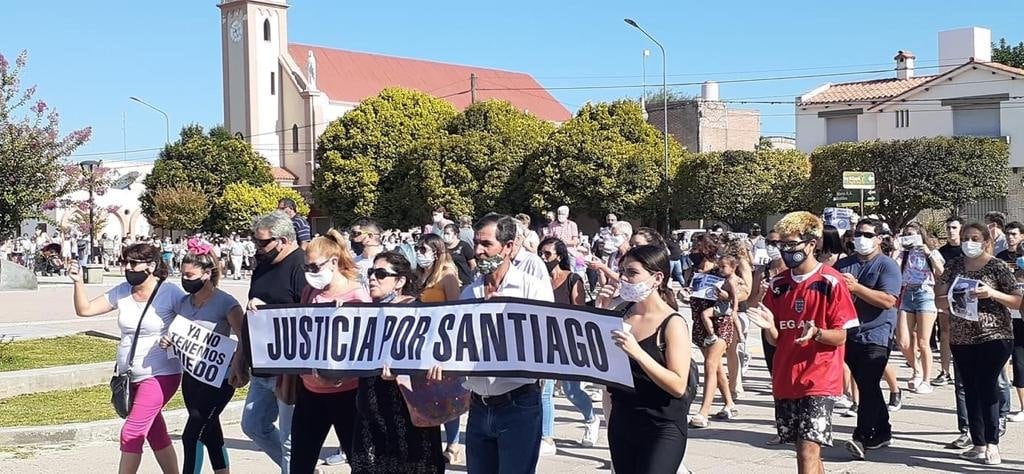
[1016,256,1024,270]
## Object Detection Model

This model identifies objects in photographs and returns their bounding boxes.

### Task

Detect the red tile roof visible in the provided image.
[289,44,572,122]
[799,76,936,105]
[271,166,297,182]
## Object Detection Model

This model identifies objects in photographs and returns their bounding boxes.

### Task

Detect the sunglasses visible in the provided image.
[253,237,277,248]
[302,260,332,273]
[540,250,556,259]
[853,231,877,239]
[367,267,400,281]
[778,239,812,252]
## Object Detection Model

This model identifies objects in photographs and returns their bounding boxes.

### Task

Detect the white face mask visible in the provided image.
[304,265,334,290]
[619,276,656,302]
[416,250,436,269]
[603,235,624,253]
[962,241,984,258]
[557,215,567,223]
[433,213,443,222]
[853,236,876,255]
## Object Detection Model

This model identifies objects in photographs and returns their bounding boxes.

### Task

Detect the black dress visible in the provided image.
[349,376,445,474]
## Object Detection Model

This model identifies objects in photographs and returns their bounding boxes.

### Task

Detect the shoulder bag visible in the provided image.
[110,279,164,419]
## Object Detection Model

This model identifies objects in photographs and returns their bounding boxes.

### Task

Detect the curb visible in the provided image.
[0,400,245,446]
[0,362,113,398]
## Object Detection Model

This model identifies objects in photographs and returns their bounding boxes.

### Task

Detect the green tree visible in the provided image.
[382,136,478,228]
[151,184,210,233]
[803,137,1009,228]
[446,100,554,214]
[141,124,272,231]
[673,149,810,228]
[993,38,1024,69]
[214,183,310,234]
[523,100,685,224]
[0,50,91,239]
[313,88,457,226]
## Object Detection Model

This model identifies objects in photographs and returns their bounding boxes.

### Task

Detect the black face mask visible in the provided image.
[545,259,559,274]
[125,269,150,286]
[780,249,808,269]
[255,247,280,265]
[350,241,365,256]
[181,276,206,294]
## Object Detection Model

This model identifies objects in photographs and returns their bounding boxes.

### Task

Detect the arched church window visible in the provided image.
[292,124,299,153]
[263,19,271,41]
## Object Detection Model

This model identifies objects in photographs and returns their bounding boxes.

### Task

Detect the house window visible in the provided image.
[895,110,910,128]
[292,124,299,153]
[825,115,858,144]
[270,72,275,95]
[263,19,271,41]
[953,103,1000,137]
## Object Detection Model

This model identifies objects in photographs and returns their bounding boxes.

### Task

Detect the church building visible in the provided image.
[218,0,571,212]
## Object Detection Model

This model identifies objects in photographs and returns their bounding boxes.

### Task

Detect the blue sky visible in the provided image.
[3,0,1022,163]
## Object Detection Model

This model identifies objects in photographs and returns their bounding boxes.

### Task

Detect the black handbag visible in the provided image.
[110,279,163,419]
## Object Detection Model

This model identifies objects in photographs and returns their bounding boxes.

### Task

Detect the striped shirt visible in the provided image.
[291,215,311,244]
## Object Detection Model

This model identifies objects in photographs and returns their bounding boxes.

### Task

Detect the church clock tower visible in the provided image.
[218,0,289,167]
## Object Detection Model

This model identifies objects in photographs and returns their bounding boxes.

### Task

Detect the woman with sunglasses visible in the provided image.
[159,240,243,474]
[349,252,445,474]
[70,243,186,474]
[289,230,371,474]
[537,236,601,452]
[935,223,1020,466]
[413,233,464,463]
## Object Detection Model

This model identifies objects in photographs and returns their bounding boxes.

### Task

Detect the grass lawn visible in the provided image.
[0,335,117,372]
[0,384,248,427]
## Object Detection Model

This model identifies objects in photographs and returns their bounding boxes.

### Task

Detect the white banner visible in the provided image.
[168,316,237,387]
[246,297,634,389]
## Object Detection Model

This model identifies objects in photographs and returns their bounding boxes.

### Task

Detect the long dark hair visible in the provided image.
[373,251,421,297]
[538,236,570,271]
[820,225,844,256]
[620,244,678,310]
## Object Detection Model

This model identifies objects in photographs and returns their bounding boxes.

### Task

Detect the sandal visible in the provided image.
[688,414,710,428]
[714,405,739,420]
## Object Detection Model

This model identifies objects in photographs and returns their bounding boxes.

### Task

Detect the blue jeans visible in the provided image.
[669,259,685,286]
[444,417,461,445]
[241,376,293,474]
[541,381,595,438]
[466,385,542,474]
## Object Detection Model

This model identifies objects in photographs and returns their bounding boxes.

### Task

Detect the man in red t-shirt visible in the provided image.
[748,211,859,474]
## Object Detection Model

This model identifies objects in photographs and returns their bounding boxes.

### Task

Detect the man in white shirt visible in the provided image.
[460,214,554,474]
[511,220,551,283]
[351,218,384,289]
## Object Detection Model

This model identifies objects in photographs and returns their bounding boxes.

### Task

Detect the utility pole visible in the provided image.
[470,73,477,104]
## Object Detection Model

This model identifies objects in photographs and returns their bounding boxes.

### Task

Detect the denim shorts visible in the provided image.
[900,285,937,313]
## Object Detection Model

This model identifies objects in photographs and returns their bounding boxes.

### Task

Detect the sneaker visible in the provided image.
[834,395,854,409]
[539,440,557,456]
[945,432,971,450]
[864,438,892,450]
[931,371,952,386]
[324,451,347,465]
[985,444,1001,465]
[842,403,858,418]
[959,446,986,461]
[887,391,902,412]
[915,382,933,394]
[581,417,600,447]
[845,439,865,460]
[1009,411,1024,422]
[908,376,920,392]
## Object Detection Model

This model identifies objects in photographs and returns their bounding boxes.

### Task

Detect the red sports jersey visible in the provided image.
[763,264,859,400]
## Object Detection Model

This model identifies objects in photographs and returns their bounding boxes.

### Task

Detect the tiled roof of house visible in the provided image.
[271,166,297,182]
[799,61,1024,107]
[288,44,572,122]
[799,76,936,105]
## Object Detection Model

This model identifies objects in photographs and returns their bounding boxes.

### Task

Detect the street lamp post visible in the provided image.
[641,49,650,120]
[79,160,100,264]
[624,18,670,234]
[129,96,170,144]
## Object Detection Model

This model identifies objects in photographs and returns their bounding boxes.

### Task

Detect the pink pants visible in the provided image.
[120,373,181,454]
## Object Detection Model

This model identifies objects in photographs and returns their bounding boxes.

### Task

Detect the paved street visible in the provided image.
[1,283,1022,472]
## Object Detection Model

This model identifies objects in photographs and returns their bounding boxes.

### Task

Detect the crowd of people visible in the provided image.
[63,198,1024,473]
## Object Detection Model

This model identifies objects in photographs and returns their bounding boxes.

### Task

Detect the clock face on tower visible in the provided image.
[230,20,242,43]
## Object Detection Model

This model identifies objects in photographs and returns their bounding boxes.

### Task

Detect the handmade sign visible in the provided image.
[246,297,634,389]
[167,316,237,387]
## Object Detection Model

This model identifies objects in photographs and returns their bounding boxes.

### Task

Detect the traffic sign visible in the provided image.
[843,171,876,190]
[834,188,877,204]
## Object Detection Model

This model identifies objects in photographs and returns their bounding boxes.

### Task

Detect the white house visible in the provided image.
[795,27,1024,218]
